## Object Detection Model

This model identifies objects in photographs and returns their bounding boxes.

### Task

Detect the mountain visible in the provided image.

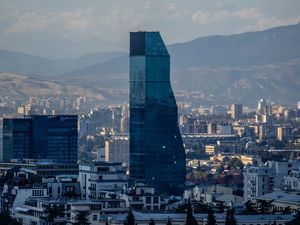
[1,23,300,105]
[0,72,106,101]
[61,23,300,77]
[0,35,124,58]
[56,24,300,105]
[0,49,125,77]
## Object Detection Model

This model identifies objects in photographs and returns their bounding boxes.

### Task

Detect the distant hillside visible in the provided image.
[61,23,300,77]
[0,49,125,76]
[57,24,300,105]
[0,72,106,100]
[1,23,300,105]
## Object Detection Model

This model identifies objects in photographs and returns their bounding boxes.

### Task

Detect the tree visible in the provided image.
[124,209,135,225]
[72,210,90,225]
[225,209,236,225]
[166,218,172,225]
[43,204,64,225]
[149,219,155,225]
[186,199,198,225]
[0,212,22,225]
[256,199,274,214]
[228,158,244,171]
[206,207,216,225]
[243,200,258,215]
[286,210,300,225]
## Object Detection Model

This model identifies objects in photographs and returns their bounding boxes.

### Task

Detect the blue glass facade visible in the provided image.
[130,32,186,194]
[2,115,78,163]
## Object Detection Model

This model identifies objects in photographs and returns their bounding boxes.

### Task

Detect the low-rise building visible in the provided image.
[79,161,128,200]
[243,161,299,201]
[44,174,81,200]
[284,169,300,191]
[120,185,166,211]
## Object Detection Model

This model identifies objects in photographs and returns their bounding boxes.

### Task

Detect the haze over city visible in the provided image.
[0,0,300,57]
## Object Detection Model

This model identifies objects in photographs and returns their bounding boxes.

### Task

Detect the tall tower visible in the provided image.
[129,32,186,194]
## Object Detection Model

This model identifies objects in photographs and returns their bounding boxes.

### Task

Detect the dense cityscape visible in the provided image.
[1,1,300,225]
[0,31,299,225]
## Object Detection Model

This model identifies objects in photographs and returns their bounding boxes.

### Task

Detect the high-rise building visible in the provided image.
[2,115,78,163]
[230,104,243,120]
[105,135,129,163]
[129,31,186,194]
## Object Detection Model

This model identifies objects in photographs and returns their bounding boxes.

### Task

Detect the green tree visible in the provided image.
[166,218,172,225]
[43,205,64,225]
[228,158,244,171]
[124,209,136,225]
[149,219,155,225]
[206,207,216,225]
[256,199,274,214]
[186,199,198,225]
[225,209,236,225]
[0,212,22,225]
[72,211,90,225]
[286,210,300,225]
[243,200,258,215]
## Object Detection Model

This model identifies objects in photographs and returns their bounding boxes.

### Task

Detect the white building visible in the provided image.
[79,161,128,200]
[284,169,300,191]
[44,174,81,199]
[13,197,128,225]
[184,185,243,208]
[120,185,166,211]
[105,136,129,163]
[243,161,299,201]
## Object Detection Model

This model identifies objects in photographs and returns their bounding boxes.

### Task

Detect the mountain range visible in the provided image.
[0,23,300,105]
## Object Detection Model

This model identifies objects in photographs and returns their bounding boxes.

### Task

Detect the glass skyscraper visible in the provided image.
[129,32,186,194]
[2,115,78,163]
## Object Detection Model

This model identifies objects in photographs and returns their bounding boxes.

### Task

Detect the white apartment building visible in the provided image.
[120,185,166,211]
[243,161,299,201]
[284,168,300,191]
[79,161,128,200]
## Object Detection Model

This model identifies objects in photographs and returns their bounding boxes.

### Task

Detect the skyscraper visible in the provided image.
[129,32,186,194]
[3,115,78,163]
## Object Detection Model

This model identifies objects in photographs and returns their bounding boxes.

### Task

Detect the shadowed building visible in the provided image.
[129,32,186,194]
[2,115,78,163]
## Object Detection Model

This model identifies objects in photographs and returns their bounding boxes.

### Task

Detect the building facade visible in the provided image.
[2,115,78,163]
[105,136,129,163]
[79,161,128,200]
[129,31,186,194]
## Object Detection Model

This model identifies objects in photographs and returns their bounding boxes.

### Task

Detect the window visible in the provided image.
[93,215,97,221]
[97,167,109,172]
[146,197,151,204]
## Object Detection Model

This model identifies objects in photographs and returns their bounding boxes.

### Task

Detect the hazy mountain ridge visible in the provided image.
[0,72,106,101]
[0,24,300,105]
[0,49,125,77]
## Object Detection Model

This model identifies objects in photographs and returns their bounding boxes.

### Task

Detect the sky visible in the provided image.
[0,0,300,58]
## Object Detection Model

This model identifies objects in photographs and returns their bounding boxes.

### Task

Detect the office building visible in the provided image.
[230,104,243,120]
[2,115,78,163]
[129,32,186,194]
[105,135,129,163]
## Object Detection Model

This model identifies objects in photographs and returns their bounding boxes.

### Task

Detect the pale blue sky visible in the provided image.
[0,0,299,57]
